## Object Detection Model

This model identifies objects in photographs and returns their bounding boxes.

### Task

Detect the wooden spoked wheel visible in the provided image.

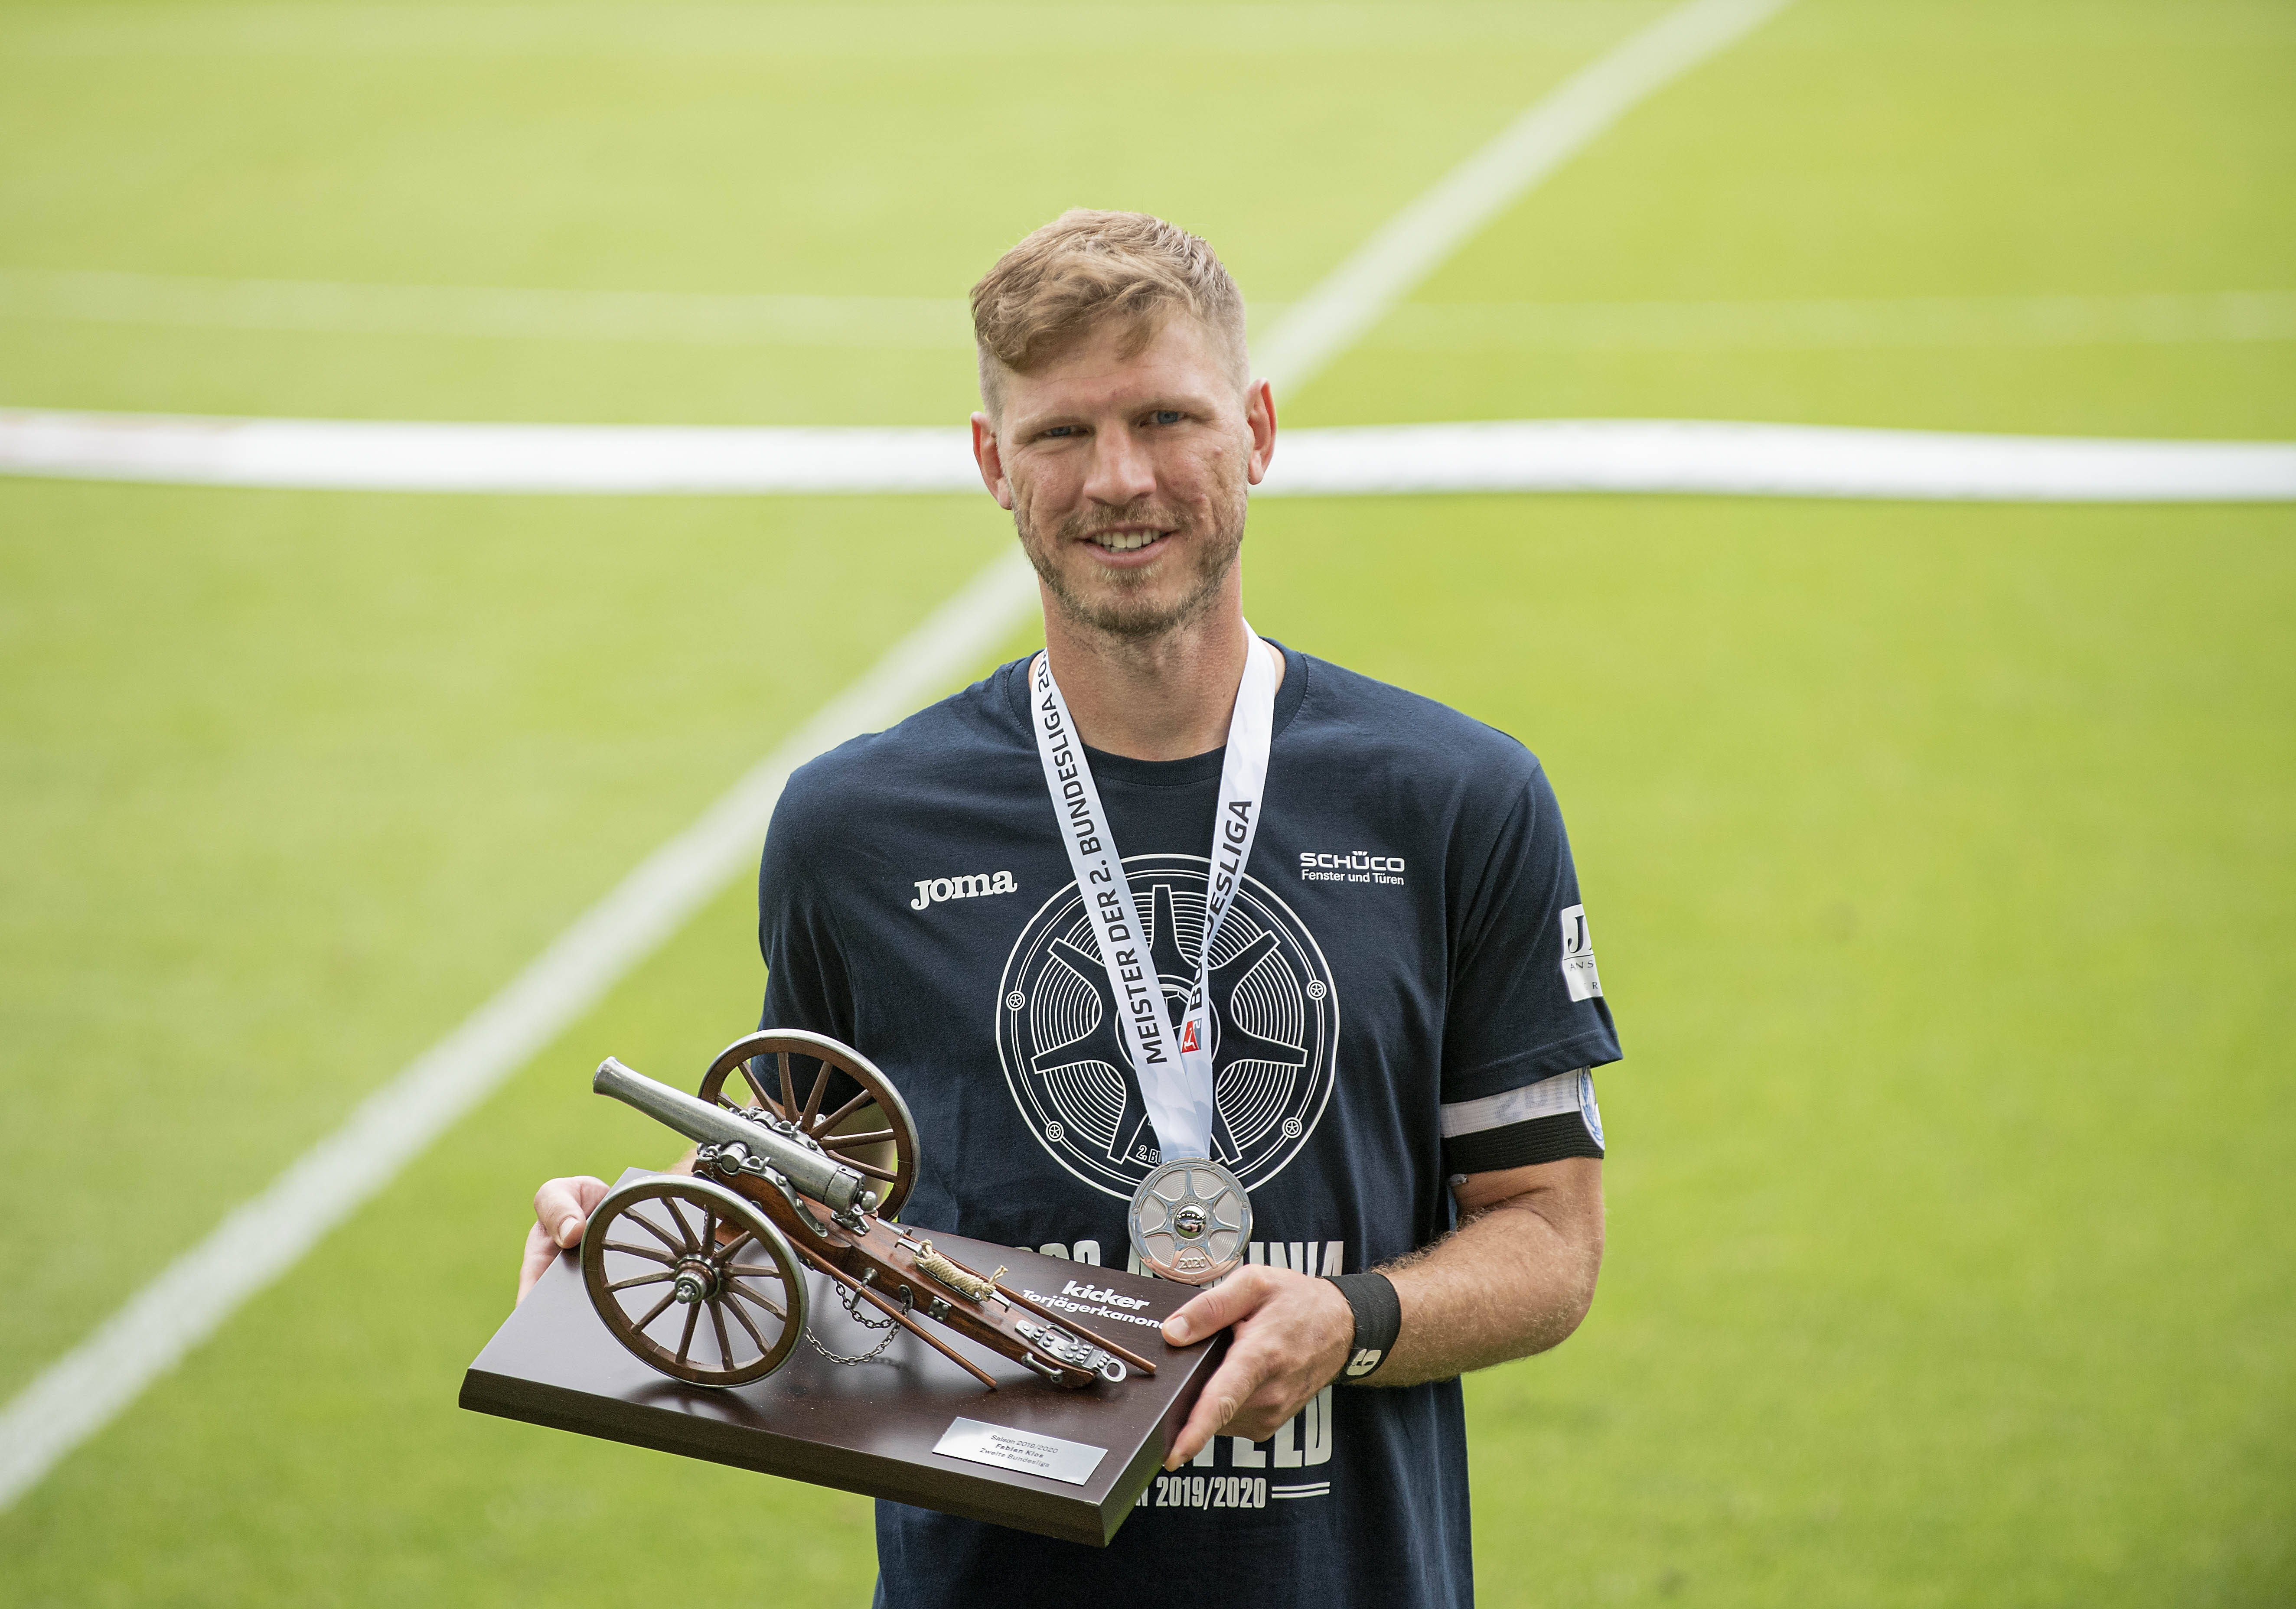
[698,1030,920,1220]
[580,1174,806,1388]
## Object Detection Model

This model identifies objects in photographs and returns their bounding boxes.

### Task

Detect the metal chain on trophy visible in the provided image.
[805,1280,909,1367]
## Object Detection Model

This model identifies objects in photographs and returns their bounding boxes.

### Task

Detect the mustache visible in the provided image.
[1056,502,1188,541]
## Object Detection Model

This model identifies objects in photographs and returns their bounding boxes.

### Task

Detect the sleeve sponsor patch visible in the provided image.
[1559,903,1602,1001]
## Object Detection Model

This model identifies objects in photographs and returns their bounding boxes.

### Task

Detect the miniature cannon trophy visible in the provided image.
[461,1026,1233,1544]
[581,1029,1155,1393]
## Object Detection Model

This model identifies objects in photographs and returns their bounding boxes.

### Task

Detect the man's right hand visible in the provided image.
[518,1175,608,1305]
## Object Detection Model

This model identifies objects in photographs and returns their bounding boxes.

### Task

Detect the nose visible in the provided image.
[1082,423,1158,508]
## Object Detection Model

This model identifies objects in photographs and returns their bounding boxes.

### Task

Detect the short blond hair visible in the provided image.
[970,209,1249,417]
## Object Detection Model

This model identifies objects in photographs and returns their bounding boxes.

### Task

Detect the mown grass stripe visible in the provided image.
[8,271,2284,350]
[0,268,973,347]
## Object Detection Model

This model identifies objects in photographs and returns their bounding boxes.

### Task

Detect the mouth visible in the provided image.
[1080,525,1173,559]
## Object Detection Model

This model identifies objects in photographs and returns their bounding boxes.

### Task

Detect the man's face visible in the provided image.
[972,312,1275,639]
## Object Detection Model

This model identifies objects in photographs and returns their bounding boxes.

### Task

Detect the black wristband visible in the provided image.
[1325,1271,1401,1383]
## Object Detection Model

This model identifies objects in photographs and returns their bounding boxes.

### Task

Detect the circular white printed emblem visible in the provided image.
[1578,1070,1605,1150]
[995,853,1339,1201]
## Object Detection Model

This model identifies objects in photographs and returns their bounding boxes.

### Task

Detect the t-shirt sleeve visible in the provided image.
[1440,756,1621,1124]
[756,767,859,1046]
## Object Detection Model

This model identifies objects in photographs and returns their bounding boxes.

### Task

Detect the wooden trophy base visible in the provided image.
[460,1175,1227,1547]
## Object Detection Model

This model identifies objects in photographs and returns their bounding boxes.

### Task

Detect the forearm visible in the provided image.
[1369,1157,1604,1387]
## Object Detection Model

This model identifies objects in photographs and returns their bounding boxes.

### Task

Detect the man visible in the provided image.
[522,210,1618,1607]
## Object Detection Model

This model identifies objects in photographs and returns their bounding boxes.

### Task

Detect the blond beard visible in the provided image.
[1014,484,1247,641]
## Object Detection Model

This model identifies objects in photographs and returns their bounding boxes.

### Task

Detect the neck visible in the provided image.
[1039,599,1277,762]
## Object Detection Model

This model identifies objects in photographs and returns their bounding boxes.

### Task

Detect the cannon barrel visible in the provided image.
[593,1056,873,1215]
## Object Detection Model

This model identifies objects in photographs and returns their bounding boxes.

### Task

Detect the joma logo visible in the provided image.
[910,870,1019,911]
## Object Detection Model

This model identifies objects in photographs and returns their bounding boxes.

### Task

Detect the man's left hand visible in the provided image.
[1158,1266,1353,1468]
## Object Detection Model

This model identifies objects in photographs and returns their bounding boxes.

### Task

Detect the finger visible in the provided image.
[1162,1268,1273,1347]
[1163,1385,1229,1470]
[516,1222,560,1306]
[1163,1347,1275,1469]
[534,1176,607,1249]
[1165,1359,1258,1468]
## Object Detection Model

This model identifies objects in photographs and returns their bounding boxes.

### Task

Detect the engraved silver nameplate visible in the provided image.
[933,1417,1109,1485]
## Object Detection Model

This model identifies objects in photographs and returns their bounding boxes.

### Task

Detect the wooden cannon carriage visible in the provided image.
[582,1031,1156,1392]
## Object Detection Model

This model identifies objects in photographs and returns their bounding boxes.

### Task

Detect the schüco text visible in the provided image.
[1298,851,1406,886]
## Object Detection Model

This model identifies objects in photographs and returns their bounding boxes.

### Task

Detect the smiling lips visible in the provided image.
[1089,528,1166,553]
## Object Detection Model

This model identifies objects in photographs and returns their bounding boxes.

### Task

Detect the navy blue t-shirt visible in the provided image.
[758,644,1621,1609]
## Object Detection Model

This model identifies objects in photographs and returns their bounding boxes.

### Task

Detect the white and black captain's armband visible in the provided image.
[1325,1271,1401,1384]
[1439,1068,1605,1176]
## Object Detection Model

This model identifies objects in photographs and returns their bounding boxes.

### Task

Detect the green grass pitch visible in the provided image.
[1,1,2290,1604]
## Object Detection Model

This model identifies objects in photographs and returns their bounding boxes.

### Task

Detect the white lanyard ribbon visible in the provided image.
[1028,630,1278,1164]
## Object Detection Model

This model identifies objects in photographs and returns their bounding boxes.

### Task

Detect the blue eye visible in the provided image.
[1042,425,1080,439]
[1150,410,1183,426]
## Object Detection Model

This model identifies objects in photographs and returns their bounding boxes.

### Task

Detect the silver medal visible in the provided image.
[1128,1157,1252,1285]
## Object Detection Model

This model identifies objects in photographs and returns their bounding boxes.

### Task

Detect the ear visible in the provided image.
[1244,380,1276,485]
[971,412,1014,509]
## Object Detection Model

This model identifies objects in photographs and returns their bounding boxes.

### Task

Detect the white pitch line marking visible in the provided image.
[1262,419,2296,503]
[0,0,1788,1512]
[4,410,2290,502]
[1252,0,1795,394]
[0,411,980,494]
